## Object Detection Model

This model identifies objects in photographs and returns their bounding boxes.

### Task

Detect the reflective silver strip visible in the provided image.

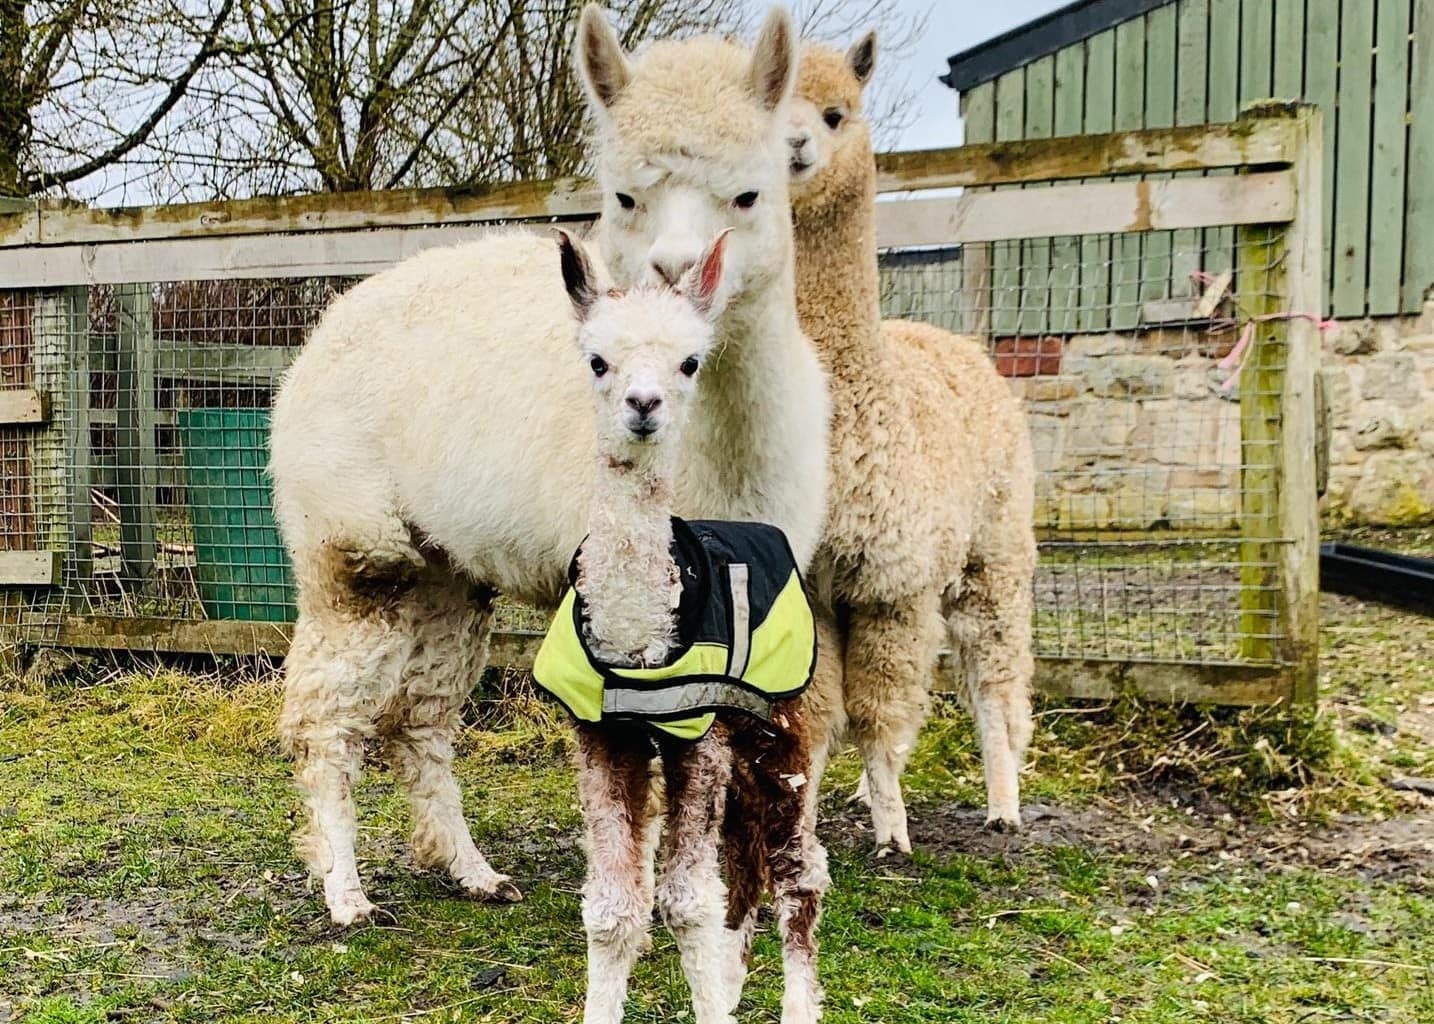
[726,563,751,678]
[603,681,771,721]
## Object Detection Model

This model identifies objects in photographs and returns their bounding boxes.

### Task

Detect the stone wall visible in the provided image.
[996,297,1434,531]
[1319,300,1434,527]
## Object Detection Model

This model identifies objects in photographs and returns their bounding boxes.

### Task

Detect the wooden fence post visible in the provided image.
[115,284,158,585]
[1235,103,1322,702]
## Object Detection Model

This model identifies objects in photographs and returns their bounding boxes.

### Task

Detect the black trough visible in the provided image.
[1319,542,1434,616]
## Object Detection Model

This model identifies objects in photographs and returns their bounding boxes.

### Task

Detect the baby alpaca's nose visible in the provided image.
[626,392,663,417]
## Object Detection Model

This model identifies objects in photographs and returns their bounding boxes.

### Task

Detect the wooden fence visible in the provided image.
[0,106,1324,706]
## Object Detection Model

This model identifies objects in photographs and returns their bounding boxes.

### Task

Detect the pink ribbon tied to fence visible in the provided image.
[1189,270,1337,392]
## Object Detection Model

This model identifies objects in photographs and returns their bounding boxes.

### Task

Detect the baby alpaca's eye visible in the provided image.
[680,356,700,377]
[589,355,609,377]
[615,192,635,210]
[823,108,845,130]
[733,191,759,209]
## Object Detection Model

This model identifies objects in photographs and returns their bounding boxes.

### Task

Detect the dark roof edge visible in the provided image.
[940,0,1175,93]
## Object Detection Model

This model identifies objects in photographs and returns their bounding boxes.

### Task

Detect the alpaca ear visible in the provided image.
[847,30,877,86]
[683,229,732,318]
[749,6,796,112]
[555,229,599,322]
[576,5,632,114]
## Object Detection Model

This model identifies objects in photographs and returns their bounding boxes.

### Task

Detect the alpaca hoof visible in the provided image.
[983,815,1021,834]
[874,839,911,860]
[328,894,379,928]
[481,878,524,904]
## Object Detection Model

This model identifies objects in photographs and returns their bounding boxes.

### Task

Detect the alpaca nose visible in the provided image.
[649,253,696,287]
[626,392,663,417]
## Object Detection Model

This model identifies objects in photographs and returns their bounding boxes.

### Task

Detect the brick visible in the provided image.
[992,336,1063,377]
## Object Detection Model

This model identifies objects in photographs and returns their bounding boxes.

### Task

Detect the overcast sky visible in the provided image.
[883,0,1068,150]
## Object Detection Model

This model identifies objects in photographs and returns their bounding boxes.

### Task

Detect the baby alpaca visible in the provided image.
[788,37,1037,848]
[535,231,827,1024]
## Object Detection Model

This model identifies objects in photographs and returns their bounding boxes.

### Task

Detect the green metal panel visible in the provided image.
[1304,0,1339,313]
[1052,45,1086,334]
[1079,28,1116,333]
[1111,17,1146,331]
[1333,0,1374,314]
[1205,0,1240,277]
[1368,0,1411,315]
[1404,0,1434,311]
[1173,0,1210,292]
[1272,0,1305,98]
[959,81,998,337]
[961,80,997,142]
[992,70,1027,336]
[1143,5,1177,308]
[1024,55,1056,336]
[1240,0,1273,100]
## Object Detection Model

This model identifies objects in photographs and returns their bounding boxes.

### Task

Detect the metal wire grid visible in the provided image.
[878,231,1290,665]
[0,223,1293,667]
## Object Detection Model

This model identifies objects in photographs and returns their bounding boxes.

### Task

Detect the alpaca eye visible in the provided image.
[615,192,635,210]
[823,108,845,130]
[589,355,608,377]
[733,191,759,209]
[680,356,700,377]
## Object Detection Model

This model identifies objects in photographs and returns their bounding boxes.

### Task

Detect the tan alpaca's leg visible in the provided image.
[280,614,405,926]
[801,609,847,829]
[576,724,659,1024]
[945,563,1034,832]
[385,580,520,901]
[657,731,736,1024]
[844,593,943,854]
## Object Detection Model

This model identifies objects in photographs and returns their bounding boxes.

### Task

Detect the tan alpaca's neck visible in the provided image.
[578,453,680,668]
[793,174,883,381]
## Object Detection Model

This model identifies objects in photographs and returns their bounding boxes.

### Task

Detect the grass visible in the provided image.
[2,532,1432,1022]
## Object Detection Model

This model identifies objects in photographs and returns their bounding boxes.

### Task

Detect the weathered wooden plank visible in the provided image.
[958,82,996,336]
[991,69,1027,337]
[1050,44,1086,334]
[1079,28,1117,334]
[0,389,48,424]
[1111,16,1146,332]
[1403,0,1434,312]
[1143,4,1178,309]
[1018,658,1293,706]
[1022,56,1056,336]
[154,341,297,382]
[1368,0,1412,315]
[874,173,1295,248]
[1172,0,1210,294]
[115,285,158,585]
[1304,0,1340,314]
[1272,0,1306,97]
[32,289,91,586]
[1333,0,1375,315]
[0,550,62,586]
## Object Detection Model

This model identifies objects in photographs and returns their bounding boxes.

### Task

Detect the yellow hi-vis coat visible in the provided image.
[532,518,816,741]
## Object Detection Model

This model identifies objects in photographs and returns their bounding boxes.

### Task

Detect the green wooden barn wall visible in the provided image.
[955,0,1434,331]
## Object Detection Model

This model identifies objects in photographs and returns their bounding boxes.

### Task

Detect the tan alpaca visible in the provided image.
[788,37,1037,849]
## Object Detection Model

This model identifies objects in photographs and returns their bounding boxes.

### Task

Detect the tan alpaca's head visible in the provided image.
[557,229,727,458]
[787,32,877,212]
[576,5,797,305]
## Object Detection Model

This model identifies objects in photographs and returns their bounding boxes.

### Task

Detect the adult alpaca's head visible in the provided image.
[787,32,878,215]
[577,5,798,308]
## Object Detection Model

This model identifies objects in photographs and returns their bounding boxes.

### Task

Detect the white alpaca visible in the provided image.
[538,229,826,1024]
[787,38,1037,849]
[269,5,829,926]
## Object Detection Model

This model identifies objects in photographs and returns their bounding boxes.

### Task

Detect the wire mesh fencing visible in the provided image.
[0,219,1297,676]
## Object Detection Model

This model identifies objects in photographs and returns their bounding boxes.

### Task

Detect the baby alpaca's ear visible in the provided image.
[576,5,632,116]
[555,229,599,322]
[847,30,877,86]
[683,229,732,319]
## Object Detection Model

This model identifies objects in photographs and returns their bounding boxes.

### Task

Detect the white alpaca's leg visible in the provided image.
[279,615,403,926]
[657,733,735,1024]
[844,594,943,854]
[947,565,1034,832]
[577,725,658,1024]
[766,733,828,1024]
[386,581,520,901]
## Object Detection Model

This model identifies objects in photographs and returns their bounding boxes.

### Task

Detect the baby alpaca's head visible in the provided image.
[557,229,727,461]
[787,32,877,213]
